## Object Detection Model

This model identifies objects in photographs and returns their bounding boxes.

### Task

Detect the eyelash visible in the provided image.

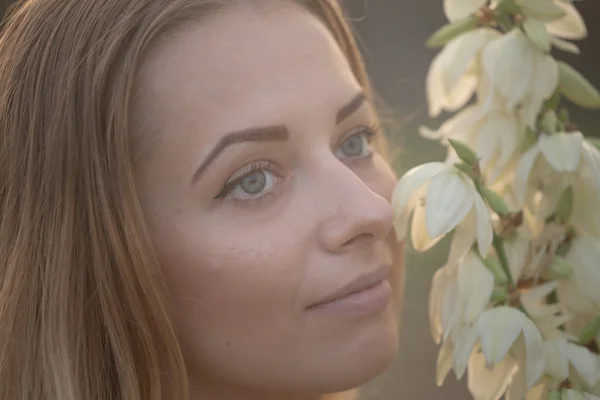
[213,123,382,202]
[213,161,278,200]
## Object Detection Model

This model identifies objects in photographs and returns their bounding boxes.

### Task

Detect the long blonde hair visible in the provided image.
[0,0,379,399]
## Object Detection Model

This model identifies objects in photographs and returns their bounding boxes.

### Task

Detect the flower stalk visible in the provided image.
[392,0,600,398]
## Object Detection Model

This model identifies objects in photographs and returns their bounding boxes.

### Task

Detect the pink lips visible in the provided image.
[306,265,392,316]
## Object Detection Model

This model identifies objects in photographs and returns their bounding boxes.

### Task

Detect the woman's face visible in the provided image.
[133,2,403,398]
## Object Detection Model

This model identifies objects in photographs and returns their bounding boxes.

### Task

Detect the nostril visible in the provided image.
[342,233,374,247]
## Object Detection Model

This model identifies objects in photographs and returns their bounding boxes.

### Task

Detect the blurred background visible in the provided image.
[338,1,600,399]
[0,0,597,399]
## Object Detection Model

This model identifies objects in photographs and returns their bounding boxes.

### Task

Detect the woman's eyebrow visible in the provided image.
[191,125,288,185]
[190,91,366,186]
[336,92,366,125]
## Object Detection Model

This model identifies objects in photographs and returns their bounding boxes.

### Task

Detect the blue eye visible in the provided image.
[335,125,378,159]
[214,161,278,200]
[229,169,276,199]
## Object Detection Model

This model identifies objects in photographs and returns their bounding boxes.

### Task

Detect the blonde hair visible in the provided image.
[0,0,380,399]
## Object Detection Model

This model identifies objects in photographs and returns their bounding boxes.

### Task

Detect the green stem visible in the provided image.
[493,235,516,289]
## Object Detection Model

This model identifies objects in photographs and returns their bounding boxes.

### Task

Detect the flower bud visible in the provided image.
[426,15,480,48]
[558,61,600,109]
[448,138,479,167]
[480,186,512,217]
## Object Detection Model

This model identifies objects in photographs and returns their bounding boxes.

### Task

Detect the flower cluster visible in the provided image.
[392,0,600,398]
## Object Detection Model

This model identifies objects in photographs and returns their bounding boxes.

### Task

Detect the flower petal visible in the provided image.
[452,325,480,380]
[478,307,524,365]
[425,169,474,238]
[514,143,541,206]
[443,0,487,21]
[392,162,447,238]
[468,347,518,400]
[517,0,567,22]
[565,342,599,387]
[436,339,454,386]
[427,28,501,116]
[482,30,535,110]
[543,339,570,381]
[447,212,477,265]
[551,36,581,54]
[581,140,600,197]
[521,315,546,388]
[430,267,448,343]
[411,200,443,251]
[419,104,482,141]
[568,237,600,307]
[458,251,494,323]
[504,237,530,283]
[546,1,587,40]
[525,379,551,400]
[538,132,583,172]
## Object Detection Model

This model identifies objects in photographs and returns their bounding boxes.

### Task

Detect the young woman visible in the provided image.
[0,0,405,399]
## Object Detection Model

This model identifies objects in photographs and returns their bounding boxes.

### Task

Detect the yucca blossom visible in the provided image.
[557,237,600,315]
[481,29,558,128]
[420,95,525,184]
[514,132,600,206]
[426,28,501,117]
[391,162,493,258]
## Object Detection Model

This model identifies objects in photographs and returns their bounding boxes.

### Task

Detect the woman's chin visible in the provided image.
[308,313,400,393]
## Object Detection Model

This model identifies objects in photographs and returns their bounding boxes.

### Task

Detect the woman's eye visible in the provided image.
[228,169,276,199]
[335,130,373,159]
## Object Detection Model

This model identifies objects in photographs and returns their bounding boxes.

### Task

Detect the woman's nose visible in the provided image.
[317,169,394,254]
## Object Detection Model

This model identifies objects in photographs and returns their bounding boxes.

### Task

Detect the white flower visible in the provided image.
[481,29,558,128]
[557,237,600,315]
[431,251,495,381]
[543,338,599,387]
[426,28,501,117]
[514,132,600,206]
[391,162,493,257]
[430,251,495,341]
[478,307,546,390]
[520,281,573,339]
[420,97,526,184]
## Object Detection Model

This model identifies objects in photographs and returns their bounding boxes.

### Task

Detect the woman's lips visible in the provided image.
[306,265,392,316]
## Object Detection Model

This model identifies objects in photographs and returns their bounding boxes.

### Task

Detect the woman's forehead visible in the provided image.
[130,1,360,155]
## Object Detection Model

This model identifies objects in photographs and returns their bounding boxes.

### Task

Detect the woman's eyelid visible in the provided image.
[214,160,280,199]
